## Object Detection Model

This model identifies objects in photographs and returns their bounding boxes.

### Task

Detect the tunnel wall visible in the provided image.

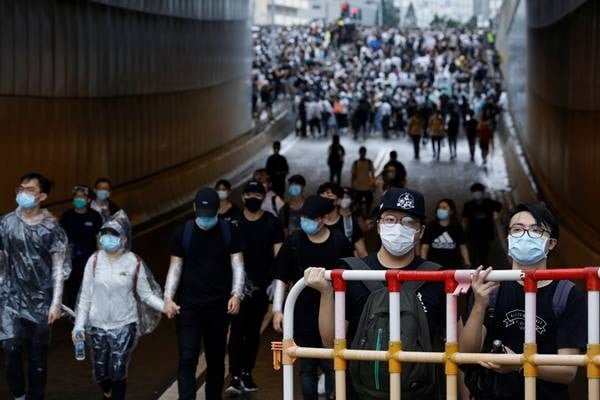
[0,0,252,221]
[497,0,600,264]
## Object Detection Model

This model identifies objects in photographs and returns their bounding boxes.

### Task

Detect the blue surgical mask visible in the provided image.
[99,234,121,253]
[288,184,302,197]
[16,192,37,209]
[300,217,321,235]
[436,209,449,220]
[196,216,218,230]
[96,190,110,201]
[73,198,87,209]
[508,235,548,266]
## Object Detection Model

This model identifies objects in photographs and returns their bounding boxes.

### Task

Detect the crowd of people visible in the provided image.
[0,22,585,400]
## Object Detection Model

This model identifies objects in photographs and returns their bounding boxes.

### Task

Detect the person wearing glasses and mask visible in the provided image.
[459,203,586,400]
[303,188,446,399]
[0,173,69,400]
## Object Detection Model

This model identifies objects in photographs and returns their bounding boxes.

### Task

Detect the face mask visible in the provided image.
[380,223,417,256]
[99,234,121,253]
[96,190,110,201]
[508,235,548,266]
[472,191,483,201]
[73,198,87,209]
[245,197,263,213]
[436,209,449,220]
[16,192,37,209]
[340,198,352,209]
[196,216,218,230]
[217,190,228,201]
[288,184,302,197]
[300,217,321,235]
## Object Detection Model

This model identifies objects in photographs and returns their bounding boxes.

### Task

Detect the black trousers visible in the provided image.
[177,303,229,400]
[65,257,87,309]
[329,164,342,185]
[411,135,421,159]
[2,319,51,400]
[228,291,269,376]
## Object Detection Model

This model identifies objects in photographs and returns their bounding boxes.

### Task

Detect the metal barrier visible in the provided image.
[271,267,600,400]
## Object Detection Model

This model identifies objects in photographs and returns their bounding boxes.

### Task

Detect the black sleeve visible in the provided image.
[228,222,243,254]
[169,224,186,258]
[273,237,295,283]
[557,285,587,351]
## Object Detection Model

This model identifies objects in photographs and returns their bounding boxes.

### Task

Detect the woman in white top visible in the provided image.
[73,211,170,400]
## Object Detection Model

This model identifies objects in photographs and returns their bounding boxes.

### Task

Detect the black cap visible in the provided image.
[288,174,306,186]
[194,187,219,217]
[243,179,266,195]
[378,187,426,220]
[301,195,335,219]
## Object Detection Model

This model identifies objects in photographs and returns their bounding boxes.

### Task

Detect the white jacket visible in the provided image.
[75,251,164,331]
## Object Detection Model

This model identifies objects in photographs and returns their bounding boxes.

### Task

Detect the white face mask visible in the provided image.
[216,190,228,201]
[379,223,417,256]
[340,197,352,209]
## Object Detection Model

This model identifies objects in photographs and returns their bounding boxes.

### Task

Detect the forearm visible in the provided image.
[272,279,286,313]
[537,365,578,385]
[460,245,471,266]
[50,252,66,308]
[164,257,182,300]
[459,303,487,353]
[318,288,335,347]
[230,253,245,298]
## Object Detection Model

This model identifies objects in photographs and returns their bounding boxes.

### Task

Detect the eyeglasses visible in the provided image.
[508,225,548,239]
[379,215,419,229]
[15,186,38,195]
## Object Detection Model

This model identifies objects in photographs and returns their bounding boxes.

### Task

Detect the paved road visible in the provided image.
[0,130,513,399]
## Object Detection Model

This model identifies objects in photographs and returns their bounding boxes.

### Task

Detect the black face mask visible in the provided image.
[245,197,263,213]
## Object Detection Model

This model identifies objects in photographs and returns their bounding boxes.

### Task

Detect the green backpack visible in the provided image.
[341,257,441,400]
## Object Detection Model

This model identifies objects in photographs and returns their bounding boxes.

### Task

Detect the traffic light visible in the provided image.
[341,2,349,18]
[351,7,360,20]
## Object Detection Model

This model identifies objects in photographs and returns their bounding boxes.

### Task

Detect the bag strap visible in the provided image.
[182,220,194,255]
[133,255,142,294]
[342,215,353,243]
[552,280,575,319]
[339,257,385,292]
[92,252,99,275]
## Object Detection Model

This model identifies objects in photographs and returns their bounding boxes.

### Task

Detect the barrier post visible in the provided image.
[331,270,347,400]
[523,271,538,400]
[444,271,459,400]
[387,271,402,399]
[587,268,600,399]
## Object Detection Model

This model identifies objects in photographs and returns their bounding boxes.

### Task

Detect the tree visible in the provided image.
[404,2,417,28]
[382,0,400,27]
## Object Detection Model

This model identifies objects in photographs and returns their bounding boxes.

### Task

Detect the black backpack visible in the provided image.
[341,257,441,400]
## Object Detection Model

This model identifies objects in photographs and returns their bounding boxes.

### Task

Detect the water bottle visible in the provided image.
[74,330,86,361]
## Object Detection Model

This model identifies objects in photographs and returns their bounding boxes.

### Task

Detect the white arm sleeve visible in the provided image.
[271,279,287,313]
[51,252,66,308]
[164,257,183,300]
[74,258,94,330]
[136,262,165,312]
[230,252,245,298]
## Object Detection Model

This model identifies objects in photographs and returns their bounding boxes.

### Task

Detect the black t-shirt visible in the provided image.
[327,214,363,245]
[219,204,242,228]
[478,281,587,400]
[344,254,446,345]
[274,228,353,346]
[462,198,502,241]
[238,212,284,290]
[422,222,466,269]
[59,208,103,262]
[266,154,289,177]
[170,220,242,307]
[383,160,407,186]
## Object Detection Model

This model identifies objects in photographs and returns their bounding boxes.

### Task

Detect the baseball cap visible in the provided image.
[378,187,426,220]
[243,179,266,195]
[194,187,219,217]
[301,195,335,219]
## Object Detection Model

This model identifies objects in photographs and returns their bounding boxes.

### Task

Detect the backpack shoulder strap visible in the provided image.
[342,215,353,243]
[219,219,232,251]
[338,257,385,292]
[182,220,194,255]
[92,252,99,276]
[552,280,575,319]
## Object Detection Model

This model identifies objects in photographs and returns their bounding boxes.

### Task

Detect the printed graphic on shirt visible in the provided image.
[502,309,548,334]
[431,232,457,250]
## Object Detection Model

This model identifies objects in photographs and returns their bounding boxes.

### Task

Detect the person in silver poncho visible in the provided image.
[0,173,70,400]
[73,210,167,400]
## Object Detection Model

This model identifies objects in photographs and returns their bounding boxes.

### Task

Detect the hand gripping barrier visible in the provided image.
[271,267,600,400]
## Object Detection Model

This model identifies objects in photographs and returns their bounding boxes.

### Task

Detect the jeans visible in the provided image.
[2,319,51,400]
[228,291,269,376]
[300,358,334,400]
[177,303,229,400]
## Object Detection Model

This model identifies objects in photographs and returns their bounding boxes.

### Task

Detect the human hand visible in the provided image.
[48,304,61,324]
[471,266,500,307]
[273,311,284,333]
[164,298,181,319]
[227,295,241,315]
[479,345,520,374]
[304,267,332,294]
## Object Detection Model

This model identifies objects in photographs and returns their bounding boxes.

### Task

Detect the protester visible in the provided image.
[279,174,307,237]
[327,134,345,185]
[254,169,285,218]
[215,179,242,227]
[91,178,121,223]
[382,150,407,188]
[351,146,375,217]
[265,141,289,198]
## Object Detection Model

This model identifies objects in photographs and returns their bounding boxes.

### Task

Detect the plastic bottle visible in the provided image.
[74,330,86,361]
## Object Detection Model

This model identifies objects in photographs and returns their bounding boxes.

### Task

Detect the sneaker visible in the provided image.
[225,376,244,395]
[240,371,258,392]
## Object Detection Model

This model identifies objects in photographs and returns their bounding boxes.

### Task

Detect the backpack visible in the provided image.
[182,219,232,254]
[341,257,441,400]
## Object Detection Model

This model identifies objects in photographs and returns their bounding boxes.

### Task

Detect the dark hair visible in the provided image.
[470,182,485,192]
[390,151,397,160]
[273,140,281,149]
[359,146,367,155]
[317,182,344,199]
[332,134,340,144]
[20,173,53,194]
[215,179,232,191]
[435,198,459,225]
[504,203,560,240]
[288,174,306,186]
[95,177,112,188]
